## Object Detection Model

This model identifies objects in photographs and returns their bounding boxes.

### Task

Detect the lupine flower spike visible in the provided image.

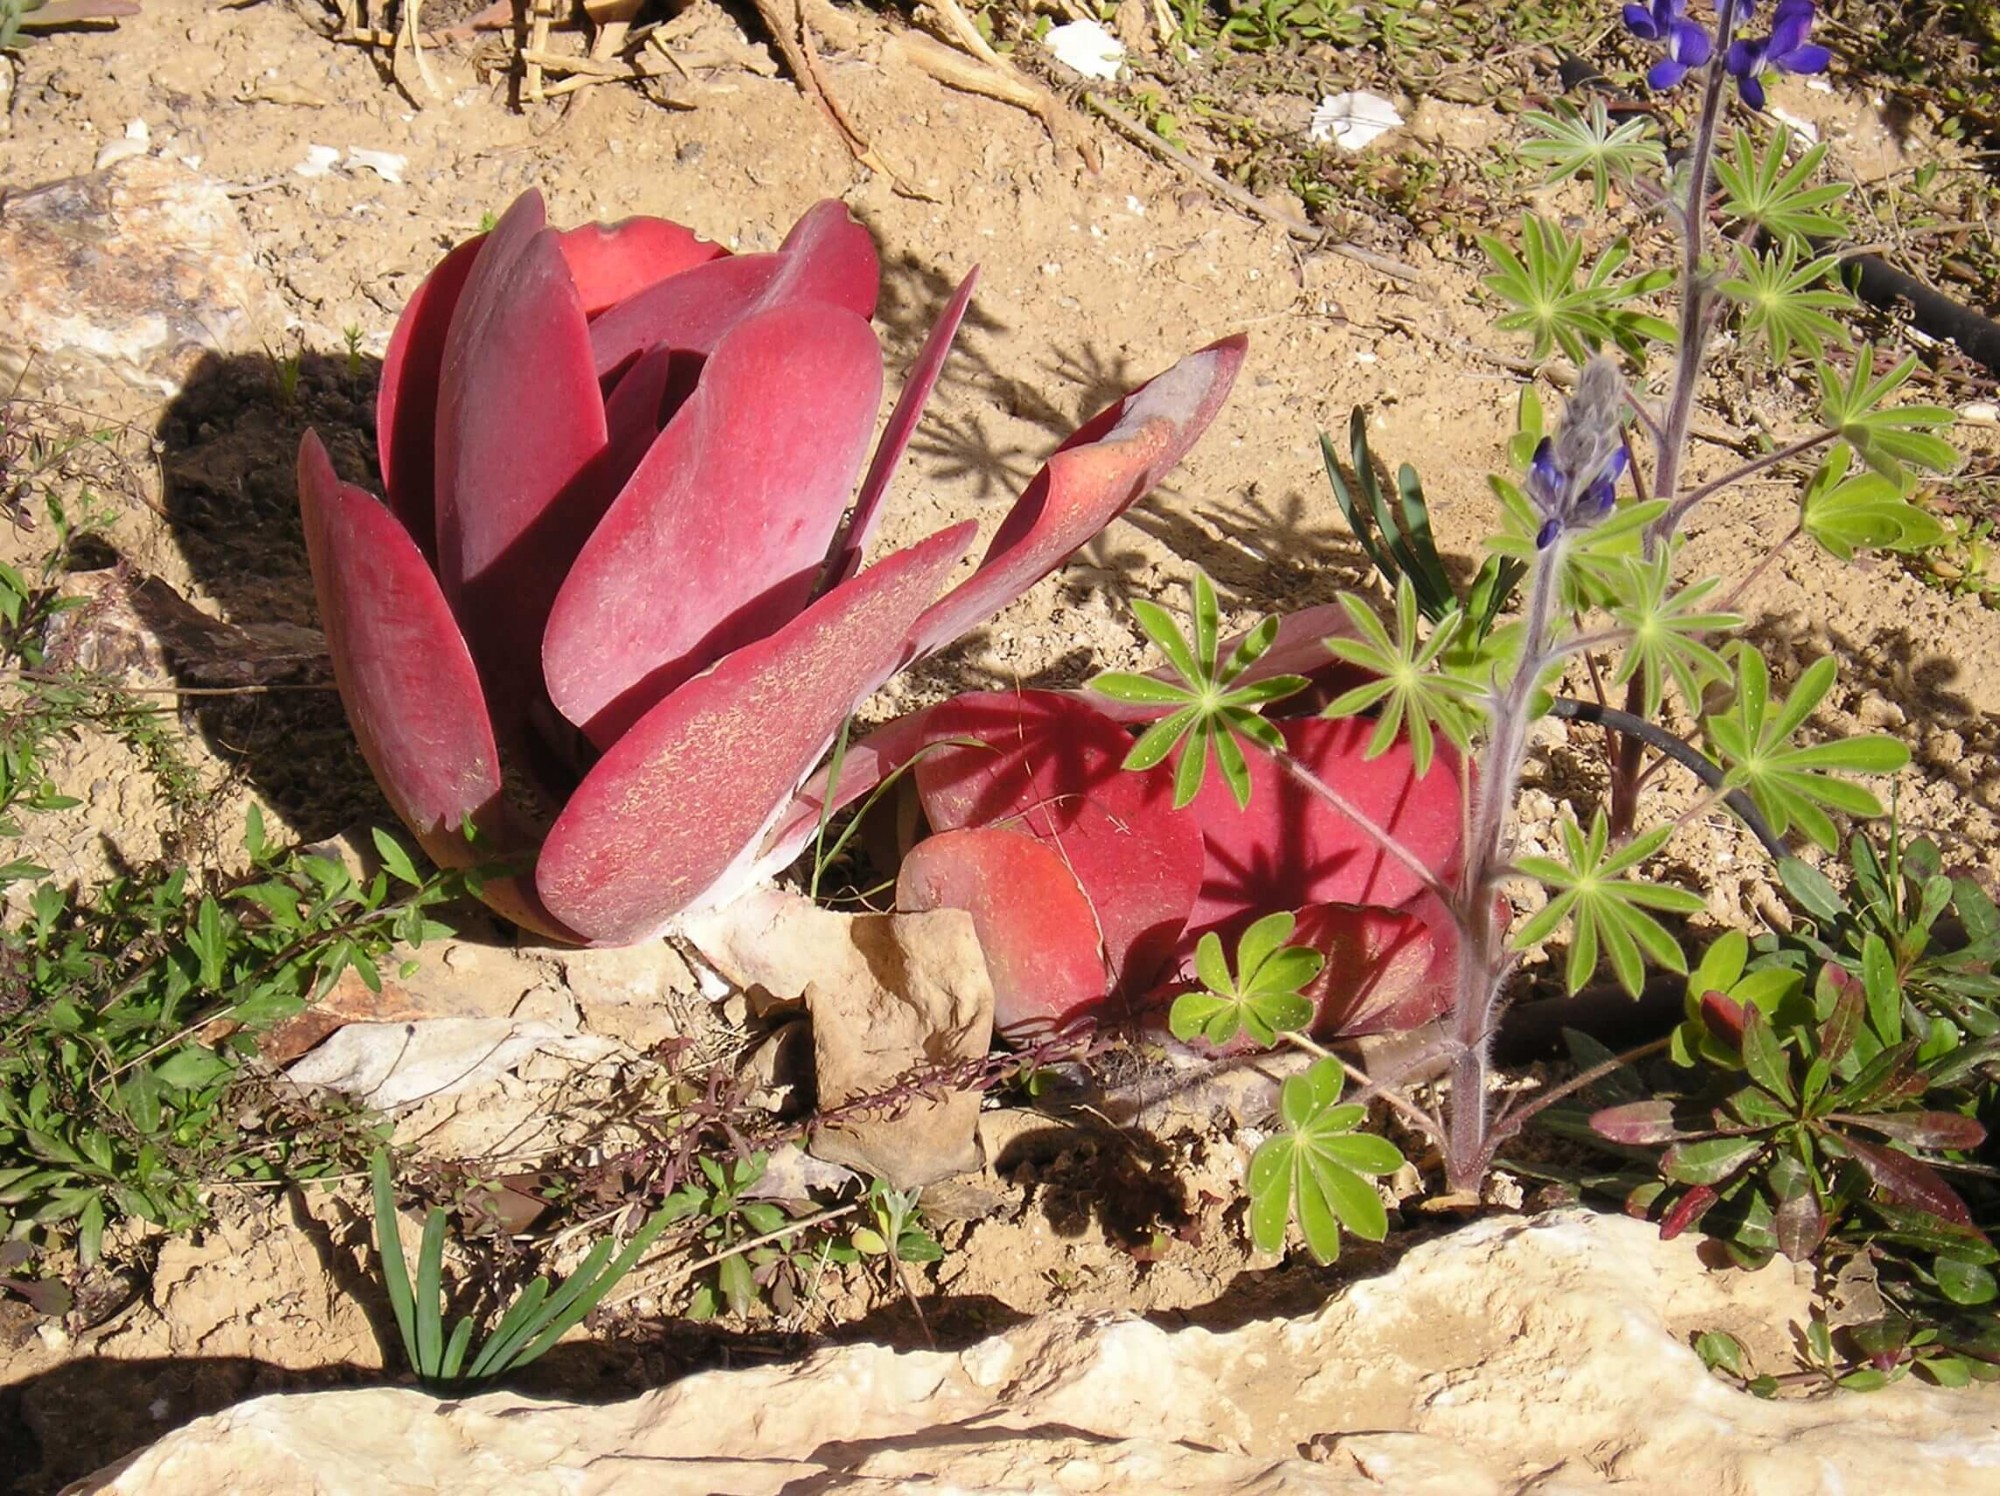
[1529,357,1631,549]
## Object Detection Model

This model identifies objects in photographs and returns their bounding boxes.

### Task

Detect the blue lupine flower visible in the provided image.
[1528,440,1629,549]
[1623,0,1714,91]
[1621,0,1687,40]
[1646,19,1714,90]
[1725,0,1830,110]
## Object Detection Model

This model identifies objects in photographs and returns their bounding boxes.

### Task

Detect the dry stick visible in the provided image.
[740,0,893,178]
[395,0,442,104]
[926,0,1006,70]
[1280,1030,1446,1142]
[1082,93,1427,287]
[524,0,554,103]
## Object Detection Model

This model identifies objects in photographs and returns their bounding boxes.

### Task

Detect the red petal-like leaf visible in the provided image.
[823,268,978,592]
[587,200,878,380]
[913,691,1201,996]
[914,690,1136,834]
[897,827,1109,1042]
[595,343,679,504]
[432,190,610,744]
[904,336,1247,661]
[1846,1137,1978,1228]
[752,707,946,878]
[544,302,886,745]
[1700,988,1747,1048]
[536,522,975,943]
[557,216,727,318]
[377,231,484,561]
[1182,716,1463,929]
[1658,1184,1719,1241]
[1290,900,1447,1036]
[297,432,574,941]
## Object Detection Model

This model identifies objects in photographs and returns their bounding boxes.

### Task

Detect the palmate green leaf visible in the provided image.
[1321,576,1484,775]
[1712,126,1853,249]
[1606,551,1740,718]
[1089,571,1306,810]
[1719,241,1854,366]
[1479,216,1674,364]
[1816,346,1959,487]
[1517,99,1665,210]
[1170,912,1323,1049]
[1514,817,1706,996]
[1246,1058,1403,1265]
[1705,648,1908,852]
[1799,445,1946,561]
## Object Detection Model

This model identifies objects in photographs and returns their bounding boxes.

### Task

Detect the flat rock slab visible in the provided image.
[70,1210,2000,1494]
[0,155,283,396]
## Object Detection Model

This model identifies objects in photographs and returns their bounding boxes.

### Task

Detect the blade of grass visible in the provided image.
[414,1207,447,1377]
[370,1149,421,1374]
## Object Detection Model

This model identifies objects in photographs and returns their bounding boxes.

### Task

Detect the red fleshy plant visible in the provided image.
[297,190,1244,945]
[771,686,1466,1042]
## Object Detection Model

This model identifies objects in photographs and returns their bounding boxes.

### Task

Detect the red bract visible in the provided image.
[787,688,1464,1042]
[300,190,1245,945]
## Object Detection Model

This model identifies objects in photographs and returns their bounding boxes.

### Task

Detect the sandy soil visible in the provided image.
[4,1,2000,1489]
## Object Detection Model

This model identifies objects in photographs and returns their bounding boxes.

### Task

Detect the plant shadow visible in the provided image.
[149,348,397,844]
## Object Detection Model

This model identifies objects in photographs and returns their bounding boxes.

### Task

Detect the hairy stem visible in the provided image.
[1445,541,1566,1190]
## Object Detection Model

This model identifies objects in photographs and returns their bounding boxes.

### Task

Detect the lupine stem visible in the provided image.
[1618,17,1742,835]
[1444,538,1568,1189]
[1649,11,1741,530]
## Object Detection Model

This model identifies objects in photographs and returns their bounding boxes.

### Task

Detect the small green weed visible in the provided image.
[0,441,463,1296]
[371,1148,677,1384]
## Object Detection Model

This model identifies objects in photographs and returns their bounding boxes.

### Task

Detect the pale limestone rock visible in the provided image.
[71,1210,2000,1494]
[0,156,284,396]
[686,888,996,1187]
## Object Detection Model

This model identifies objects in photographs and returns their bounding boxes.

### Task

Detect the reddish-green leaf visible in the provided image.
[543,301,885,745]
[1663,1135,1764,1186]
[537,522,973,942]
[1846,1137,1977,1227]
[1590,1099,1687,1145]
